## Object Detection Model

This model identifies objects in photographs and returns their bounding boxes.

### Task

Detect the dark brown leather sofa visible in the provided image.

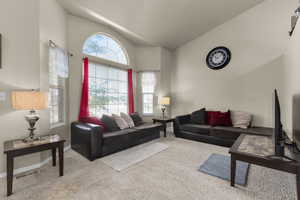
[173,114,272,147]
[71,122,162,161]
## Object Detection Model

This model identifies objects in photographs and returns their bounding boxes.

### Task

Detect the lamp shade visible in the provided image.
[159,97,170,106]
[12,91,47,110]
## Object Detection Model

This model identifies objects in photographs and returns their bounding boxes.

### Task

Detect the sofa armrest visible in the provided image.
[173,114,191,137]
[71,122,104,161]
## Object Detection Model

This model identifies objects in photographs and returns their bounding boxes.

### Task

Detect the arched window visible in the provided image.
[83,34,128,65]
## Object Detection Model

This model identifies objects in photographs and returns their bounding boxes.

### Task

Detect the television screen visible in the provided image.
[293,94,300,150]
[274,89,284,156]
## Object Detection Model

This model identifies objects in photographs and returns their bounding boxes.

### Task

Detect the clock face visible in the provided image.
[206,47,231,70]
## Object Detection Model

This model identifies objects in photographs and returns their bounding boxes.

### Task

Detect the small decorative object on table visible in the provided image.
[4,134,65,196]
[159,97,170,119]
[153,118,174,137]
[11,91,47,142]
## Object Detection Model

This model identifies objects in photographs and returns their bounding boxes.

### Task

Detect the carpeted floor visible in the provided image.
[0,136,296,200]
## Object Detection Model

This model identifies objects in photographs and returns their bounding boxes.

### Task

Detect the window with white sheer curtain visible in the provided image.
[49,46,68,127]
[141,72,156,115]
[88,62,128,117]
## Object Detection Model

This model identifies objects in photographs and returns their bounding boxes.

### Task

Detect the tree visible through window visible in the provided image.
[83,34,128,65]
[88,62,128,117]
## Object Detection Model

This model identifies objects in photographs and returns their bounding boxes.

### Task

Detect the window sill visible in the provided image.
[50,122,65,130]
[142,114,154,117]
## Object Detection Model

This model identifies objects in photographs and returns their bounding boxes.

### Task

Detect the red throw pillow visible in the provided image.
[79,116,106,131]
[206,111,220,126]
[206,110,232,126]
[218,111,232,126]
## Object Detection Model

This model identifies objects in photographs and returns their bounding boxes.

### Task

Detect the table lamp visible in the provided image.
[159,97,170,119]
[11,91,47,142]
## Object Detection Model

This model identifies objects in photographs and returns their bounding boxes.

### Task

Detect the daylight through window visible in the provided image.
[88,62,128,117]
[83,34,128,65]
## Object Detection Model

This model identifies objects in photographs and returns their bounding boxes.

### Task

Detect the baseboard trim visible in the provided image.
[0,145,71,178]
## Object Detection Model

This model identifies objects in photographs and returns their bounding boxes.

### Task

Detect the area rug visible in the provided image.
[199,153,250,186]
[101,142,169,171]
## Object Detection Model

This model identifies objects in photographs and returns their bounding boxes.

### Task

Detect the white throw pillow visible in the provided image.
[120,112,135,128]
[112,114,129,130]
[231,111,252,129]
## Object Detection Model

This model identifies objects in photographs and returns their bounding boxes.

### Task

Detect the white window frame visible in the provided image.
[49,84,66,129]
[82,33,130,66]
[141,72,156,116]
[88,60,129,117]
[49,49,66,129]
[83,32,131,117]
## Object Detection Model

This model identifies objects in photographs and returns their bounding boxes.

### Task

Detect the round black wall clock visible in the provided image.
[206,46,231,70]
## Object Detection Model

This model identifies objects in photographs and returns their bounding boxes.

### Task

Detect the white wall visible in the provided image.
[0,0,41,174]
[0,0,67,175]
[135,46,173,121]
[135,46,161,71]
[67,15,137,122]
[171,0,298,127]
[39,0,68,161]
[282,17,300,139]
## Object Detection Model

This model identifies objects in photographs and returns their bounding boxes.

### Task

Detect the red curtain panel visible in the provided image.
[78,57,90,119]
[128,69,135,114]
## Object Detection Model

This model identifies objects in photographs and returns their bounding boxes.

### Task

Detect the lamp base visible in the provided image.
[23,110,41,143]
[22,135,41,143]
[161,107,166,119]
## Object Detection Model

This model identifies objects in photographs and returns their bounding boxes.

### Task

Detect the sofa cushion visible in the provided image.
[121,112,135,128]
[191,108,206,124]
[211,126,243,140]
[181,124,211,135]
[217,111,232,126]
[207,111,220,126]
[133,123,163,130]
[241,127,273,136]
[130,112,144,126]
[112,114,129,130]
[102,128,137,138]
[101,115,120,132]
[231,111,252,129]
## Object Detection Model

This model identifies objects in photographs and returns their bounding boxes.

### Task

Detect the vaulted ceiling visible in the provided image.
[58,0,264,49]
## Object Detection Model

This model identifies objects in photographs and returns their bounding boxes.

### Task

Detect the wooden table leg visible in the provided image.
[58,143,64,176]
[7,154,14,196]
[297,166,300,200]
[231,155,236,187]
[52,148,56,167]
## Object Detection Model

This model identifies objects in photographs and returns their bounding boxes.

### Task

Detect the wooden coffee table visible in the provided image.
[229,134,300,199]
[4,134,65,196]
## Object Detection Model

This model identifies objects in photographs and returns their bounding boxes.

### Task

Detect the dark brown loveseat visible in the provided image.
[71,122,162,161]
[173,114,272,147]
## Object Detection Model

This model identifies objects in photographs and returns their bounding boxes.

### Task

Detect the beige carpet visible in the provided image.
[0,137,296,200]
[101,141,169,171]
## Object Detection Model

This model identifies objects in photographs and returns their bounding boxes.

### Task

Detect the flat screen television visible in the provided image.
[274,89,285,157]
[292,94,300,151]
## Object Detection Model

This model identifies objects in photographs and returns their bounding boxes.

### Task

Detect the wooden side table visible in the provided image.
[3,134,65,196]
[229,134,300,199]
[152,118,174,137]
